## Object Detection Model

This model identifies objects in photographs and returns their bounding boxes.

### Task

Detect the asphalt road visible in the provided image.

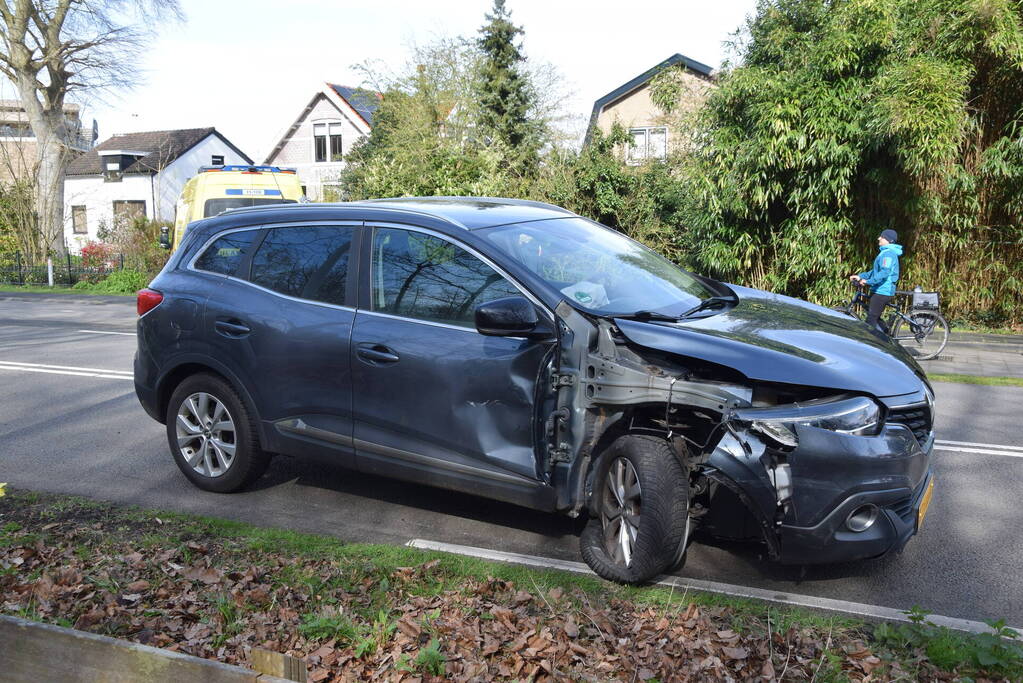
[1,293,1021,626]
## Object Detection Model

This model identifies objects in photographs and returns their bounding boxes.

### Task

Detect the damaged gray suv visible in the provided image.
[135,197,935,583]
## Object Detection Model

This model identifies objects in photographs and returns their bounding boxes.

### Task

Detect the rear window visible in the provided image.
[193,230,257,276]
[203,198,297,217]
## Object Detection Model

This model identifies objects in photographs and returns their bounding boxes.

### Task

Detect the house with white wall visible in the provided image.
[263,83,379,200]
[63,127,251,250]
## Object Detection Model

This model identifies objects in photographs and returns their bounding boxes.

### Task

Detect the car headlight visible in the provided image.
[734,395,882,445]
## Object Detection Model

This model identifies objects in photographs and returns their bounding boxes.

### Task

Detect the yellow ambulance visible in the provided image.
[164,165,305,252]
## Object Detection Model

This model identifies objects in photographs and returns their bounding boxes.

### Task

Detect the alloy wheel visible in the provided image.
[601,457,642,566]
[176,392,236,478]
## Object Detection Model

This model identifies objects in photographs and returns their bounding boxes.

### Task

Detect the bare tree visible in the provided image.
[0,0,182,254]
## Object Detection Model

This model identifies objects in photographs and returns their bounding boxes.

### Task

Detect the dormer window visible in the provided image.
[211,155,224,166]
[99,149,147,182]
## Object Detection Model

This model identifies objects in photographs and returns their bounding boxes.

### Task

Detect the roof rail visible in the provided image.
[197,165,297,174]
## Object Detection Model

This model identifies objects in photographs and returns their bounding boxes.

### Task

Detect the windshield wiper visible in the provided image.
[676,295,737,320]
[614,309,682,322]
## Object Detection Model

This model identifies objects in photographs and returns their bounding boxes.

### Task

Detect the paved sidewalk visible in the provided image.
[921,332,1023,378]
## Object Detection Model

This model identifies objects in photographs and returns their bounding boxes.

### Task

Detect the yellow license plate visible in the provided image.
[917,479,935,529]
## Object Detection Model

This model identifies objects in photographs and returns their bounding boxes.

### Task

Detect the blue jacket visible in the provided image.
[859,243,902,296]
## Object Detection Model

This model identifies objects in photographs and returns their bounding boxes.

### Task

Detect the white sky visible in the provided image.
[4,0,757,162]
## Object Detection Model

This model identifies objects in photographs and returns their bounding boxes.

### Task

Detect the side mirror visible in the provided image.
[159,226,171,250]
[475,296,548,338]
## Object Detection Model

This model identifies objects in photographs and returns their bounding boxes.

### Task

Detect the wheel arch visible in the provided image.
[155,357,263,434]
[579,403,706,517]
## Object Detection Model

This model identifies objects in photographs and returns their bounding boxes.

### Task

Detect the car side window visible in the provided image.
[193,230,257,276]
[371,227,522,328]
[248,226,354,305]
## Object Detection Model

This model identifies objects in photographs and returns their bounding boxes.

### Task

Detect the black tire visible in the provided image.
[892,310,949,361]
[165,373,269,493]
[580,434,690,584]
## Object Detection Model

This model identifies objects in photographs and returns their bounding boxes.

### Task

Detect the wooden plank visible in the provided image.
[0,615,294,682]
[251,649,308,682]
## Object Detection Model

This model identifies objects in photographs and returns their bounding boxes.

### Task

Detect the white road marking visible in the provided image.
[78,329,135,337]
[936,439,1023,452]
[0,360,132,380]
[408,539,1020,636]
[0,356,1020,461]
[934,439,1023,458]
[934,445,1023,458]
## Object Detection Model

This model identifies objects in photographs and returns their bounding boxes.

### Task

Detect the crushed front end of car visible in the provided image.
[698,389,934,564]
[548,288,936,568]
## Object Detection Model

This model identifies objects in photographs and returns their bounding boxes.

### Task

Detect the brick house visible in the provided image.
[0,100,96,185]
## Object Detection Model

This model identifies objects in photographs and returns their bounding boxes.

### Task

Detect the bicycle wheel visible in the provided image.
[892,310,949,360]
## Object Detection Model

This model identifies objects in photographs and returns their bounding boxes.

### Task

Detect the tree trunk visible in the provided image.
[36,130,68,255]
[14,73,68,257]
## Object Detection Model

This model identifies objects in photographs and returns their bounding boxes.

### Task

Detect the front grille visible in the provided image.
[886,403,933,444]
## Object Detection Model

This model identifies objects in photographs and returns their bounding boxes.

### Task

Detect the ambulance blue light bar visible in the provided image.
[197,165,297,174]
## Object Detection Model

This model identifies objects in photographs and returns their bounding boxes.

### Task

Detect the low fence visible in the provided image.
[0,251,125,286]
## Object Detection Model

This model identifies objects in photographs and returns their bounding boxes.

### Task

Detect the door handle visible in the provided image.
[356,343,400,364]
[214,319,251,338]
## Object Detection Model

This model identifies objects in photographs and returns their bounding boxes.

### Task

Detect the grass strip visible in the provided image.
[929,373,1023,387]
[0,284,82,294]
[1,488,1020,681]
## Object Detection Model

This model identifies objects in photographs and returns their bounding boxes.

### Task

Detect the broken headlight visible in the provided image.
[735,395,882,446]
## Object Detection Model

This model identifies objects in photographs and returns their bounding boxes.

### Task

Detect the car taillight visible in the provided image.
[137,288,163,316]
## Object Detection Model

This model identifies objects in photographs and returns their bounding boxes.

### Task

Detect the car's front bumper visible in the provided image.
[702,390,935,564]
[774,468,933,564]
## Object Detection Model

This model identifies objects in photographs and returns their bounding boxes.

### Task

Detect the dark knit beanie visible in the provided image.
[880,229,898,243]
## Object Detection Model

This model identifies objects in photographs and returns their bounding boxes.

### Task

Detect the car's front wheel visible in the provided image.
[580,434,691,583]
[165,373,269,493]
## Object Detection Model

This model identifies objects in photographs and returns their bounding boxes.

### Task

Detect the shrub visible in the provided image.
[98,216,170,277]
[86,269,150,295]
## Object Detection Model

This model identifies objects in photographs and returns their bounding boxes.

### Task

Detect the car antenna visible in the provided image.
[265,164,288,207]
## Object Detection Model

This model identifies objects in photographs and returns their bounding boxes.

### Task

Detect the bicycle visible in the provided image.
[836,284,949,360]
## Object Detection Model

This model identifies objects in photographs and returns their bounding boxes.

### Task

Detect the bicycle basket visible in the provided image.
[912,290,940,310]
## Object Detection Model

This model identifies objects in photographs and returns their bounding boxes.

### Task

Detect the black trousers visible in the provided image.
[866,293,892,332]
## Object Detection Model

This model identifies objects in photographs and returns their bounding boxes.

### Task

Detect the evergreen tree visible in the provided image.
[476,0,540,170]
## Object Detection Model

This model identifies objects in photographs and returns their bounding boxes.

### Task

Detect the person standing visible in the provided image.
[850,229,903,331]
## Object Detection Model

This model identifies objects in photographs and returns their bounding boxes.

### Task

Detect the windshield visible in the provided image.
[478,217,716,315]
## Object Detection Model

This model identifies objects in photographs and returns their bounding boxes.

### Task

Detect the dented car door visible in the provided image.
[349,224,555,496]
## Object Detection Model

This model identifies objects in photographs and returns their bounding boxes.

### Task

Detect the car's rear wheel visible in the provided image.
[580,434,691,583]
[166,373,269,493]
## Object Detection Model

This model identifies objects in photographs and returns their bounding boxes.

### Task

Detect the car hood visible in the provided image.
[613,285,927,398]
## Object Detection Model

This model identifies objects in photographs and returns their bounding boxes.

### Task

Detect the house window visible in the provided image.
[313,122,344,162]
[72,206,87,234]
[112,200,147,229]
[626,127,668,163]
[211,155,224,166]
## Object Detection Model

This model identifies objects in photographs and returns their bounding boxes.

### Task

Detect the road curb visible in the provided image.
[949,332,1023,346]
[407,539,1022,637]
[0,291,135,304]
